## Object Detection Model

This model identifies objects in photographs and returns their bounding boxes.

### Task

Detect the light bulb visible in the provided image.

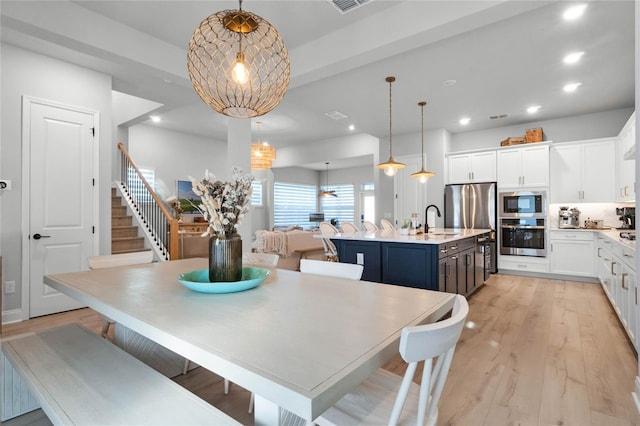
[232,52,248,85]
[420,175,429,183]
[384,166,397,177]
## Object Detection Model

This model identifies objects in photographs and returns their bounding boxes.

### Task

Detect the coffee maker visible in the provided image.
[617,207,636,229]
[559,206,580,229]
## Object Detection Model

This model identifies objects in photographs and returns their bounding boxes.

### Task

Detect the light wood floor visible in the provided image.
[3,274,640,425]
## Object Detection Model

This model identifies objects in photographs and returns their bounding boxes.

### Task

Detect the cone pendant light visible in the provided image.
[411,101,436,183]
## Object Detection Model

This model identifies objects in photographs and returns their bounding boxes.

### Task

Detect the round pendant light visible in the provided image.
[187,0,290,118]
[376,76,405,177]
[411,101,436,183]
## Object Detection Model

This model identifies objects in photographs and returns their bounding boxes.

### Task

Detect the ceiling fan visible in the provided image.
[319,162,337,198]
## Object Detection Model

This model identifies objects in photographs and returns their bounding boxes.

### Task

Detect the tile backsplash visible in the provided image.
[549,202,635,229]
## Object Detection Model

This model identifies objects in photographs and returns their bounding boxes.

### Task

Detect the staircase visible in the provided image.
[111,188,148,255]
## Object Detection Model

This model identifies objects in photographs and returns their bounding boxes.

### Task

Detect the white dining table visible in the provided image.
[44,258,455,425]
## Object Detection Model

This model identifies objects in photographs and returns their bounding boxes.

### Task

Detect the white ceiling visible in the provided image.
[1,1,635,170]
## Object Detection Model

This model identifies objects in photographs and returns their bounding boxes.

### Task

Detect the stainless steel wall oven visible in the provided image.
[500,217,546,257]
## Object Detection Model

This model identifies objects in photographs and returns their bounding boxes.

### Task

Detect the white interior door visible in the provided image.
[27,99,96,317]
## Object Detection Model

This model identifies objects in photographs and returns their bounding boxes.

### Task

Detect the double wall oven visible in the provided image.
[499,191,547,257]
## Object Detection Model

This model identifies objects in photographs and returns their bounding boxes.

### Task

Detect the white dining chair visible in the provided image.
[380,218,395,231]
[341,222,359,234]
[319,222,339,262]
[363,220,379,232]
[300,259,363,280]
[242,252,279,267]
[87,251,154,337]
[315,294,469,426]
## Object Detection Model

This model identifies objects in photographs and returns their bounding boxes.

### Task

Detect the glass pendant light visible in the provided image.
[411,101,436,183]
[376,76,405,177]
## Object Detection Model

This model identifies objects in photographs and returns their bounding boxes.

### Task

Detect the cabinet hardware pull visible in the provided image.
[636,287,637,305]
[622,273,629,290]
[597,248,601,257]
[611,261,617,275]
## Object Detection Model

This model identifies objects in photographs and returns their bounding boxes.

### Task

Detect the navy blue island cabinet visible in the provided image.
[333,239,440,291]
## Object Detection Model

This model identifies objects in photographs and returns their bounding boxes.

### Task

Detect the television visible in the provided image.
[309,213,325,223]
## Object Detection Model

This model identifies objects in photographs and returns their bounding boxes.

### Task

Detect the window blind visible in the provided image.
[274,182,317,228]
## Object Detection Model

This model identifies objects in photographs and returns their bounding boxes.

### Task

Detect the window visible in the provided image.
[273,182,317,228]
[320,184,355,226]
[251,181,263,206]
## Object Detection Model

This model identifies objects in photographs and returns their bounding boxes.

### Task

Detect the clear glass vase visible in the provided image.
[208,233,243,282]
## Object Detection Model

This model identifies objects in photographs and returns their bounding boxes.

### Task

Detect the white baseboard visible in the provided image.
[1,308,24,325]
[633,376,640,415]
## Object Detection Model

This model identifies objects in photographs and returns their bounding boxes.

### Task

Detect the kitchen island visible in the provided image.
[324,228,491,295]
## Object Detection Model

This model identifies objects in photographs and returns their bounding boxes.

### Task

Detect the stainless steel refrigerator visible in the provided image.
[444,182,497,273]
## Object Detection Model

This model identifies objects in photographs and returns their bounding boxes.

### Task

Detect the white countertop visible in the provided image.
[317,228,491,245]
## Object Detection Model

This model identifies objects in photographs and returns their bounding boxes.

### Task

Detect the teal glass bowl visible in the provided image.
[177,267,270,293]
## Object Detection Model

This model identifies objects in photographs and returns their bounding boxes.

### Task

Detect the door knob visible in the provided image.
[32,233,51,240]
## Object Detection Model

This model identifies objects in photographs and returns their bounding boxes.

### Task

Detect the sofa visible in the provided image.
[253,229,325,270]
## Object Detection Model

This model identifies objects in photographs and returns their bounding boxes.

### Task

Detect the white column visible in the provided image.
[227,118,252,248]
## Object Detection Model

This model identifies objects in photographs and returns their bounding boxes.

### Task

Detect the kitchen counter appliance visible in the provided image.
[444,182,497,273]
[559,206,580,229]
[617,207,636,229]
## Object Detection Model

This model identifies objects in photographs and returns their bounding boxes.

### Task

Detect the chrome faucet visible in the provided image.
[425,205,441,233]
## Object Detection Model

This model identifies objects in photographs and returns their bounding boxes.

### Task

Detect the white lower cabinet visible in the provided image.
[498,254,549,273]
[549,231,595,277]
[597,234,637,350]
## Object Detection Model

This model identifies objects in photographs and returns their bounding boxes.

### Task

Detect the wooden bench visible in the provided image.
[1,324,240,425]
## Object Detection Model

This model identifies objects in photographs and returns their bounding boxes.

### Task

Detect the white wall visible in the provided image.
[1,43,112,316]
[128,124,227,202]
[451,108,634,152]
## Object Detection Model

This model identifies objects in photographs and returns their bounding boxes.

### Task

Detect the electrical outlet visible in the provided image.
[5,281,15,294]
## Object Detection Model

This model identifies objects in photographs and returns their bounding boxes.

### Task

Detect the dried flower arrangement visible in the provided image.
[188,167,253,237]
[166,196,184,219]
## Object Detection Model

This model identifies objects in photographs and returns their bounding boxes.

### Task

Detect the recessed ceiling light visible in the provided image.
[150,115,161,123]
[348,124,355,131]
[563,51,584,64]
[442,79,457,86]
[563,4,587,21]
[459,117,471,125]
[527,105,541,114]
[563,82,582,93]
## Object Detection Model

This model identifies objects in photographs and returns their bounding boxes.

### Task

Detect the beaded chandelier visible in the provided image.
[187,0,290,118]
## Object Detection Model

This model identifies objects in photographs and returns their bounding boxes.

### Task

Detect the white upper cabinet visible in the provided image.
[550,139,616,203]
[616,112,635,202]
[497,144,549,189]
[447,151,496,184]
